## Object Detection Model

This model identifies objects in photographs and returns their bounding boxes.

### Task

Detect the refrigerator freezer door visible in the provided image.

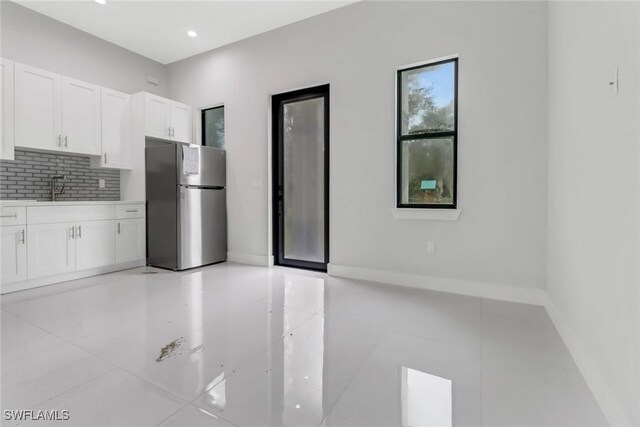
[146,142,179,269]
[178,186,227,270]
[178,145,226,188]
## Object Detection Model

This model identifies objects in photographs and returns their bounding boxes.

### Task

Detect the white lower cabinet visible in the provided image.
[76,220,116,270]
[116,218,146,264]
[1,225,27,285]
[2,202,145,293]
[27,222,76,279]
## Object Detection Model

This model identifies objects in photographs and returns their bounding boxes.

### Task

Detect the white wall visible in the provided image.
[0,1,168,96]
[547,2,640,425]
[167,1,548,290]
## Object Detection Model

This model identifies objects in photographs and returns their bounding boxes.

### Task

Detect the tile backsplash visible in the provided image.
[0,149,120,201]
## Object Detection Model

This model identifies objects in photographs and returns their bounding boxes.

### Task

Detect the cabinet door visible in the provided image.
[62,77,101,155]
[170,101,192,143]
[27,223,75,279]
[14,63,62,151]
[116,218,146,264]
[1,226,27,286]
[101,88,132,169]
[1,59,15,160]
[144,94,171,140]
[75,220,116,271]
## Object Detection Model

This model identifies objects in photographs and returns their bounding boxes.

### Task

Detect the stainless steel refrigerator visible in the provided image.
[145,142,227,270]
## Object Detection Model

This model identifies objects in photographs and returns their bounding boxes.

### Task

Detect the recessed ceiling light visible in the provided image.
[95,0,106,4]
[187,30,198,38]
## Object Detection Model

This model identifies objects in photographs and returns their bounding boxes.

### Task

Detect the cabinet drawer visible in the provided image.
[28,205,115,224]
[0,207,26,226]
[116,204,145,219]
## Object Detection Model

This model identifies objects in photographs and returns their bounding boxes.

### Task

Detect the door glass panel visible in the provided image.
[283,97,325,263]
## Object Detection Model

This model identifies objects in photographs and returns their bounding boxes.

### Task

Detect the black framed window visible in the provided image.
[202,105,225,149]
[397,58,458,209]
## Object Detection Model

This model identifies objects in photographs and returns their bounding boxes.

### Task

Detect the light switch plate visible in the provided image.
[98,179,106,188]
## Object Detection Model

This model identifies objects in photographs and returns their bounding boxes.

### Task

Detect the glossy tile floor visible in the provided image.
[1,263,607,426]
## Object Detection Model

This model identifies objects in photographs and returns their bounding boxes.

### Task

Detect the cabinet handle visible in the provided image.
[15,231,19,274]
[168,127,172,136]
[104,153,108,164]
[125,209,138,213]
[57,134,62,147]
[0,213,17,218]
[64,135,68,148]
[20,229,25,244]
[117,222,121,234]
[77,225,82,238]
[172,127,175,137]
[70,226,75,240]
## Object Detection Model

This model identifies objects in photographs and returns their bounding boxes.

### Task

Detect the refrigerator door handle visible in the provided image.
[179,185,225,190]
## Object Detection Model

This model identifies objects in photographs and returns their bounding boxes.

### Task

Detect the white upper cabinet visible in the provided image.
[170,101,191,143]
[144,93,172,139]
[14,63,101,156]
[14,62,62,151]
[92,88,132,169]
[143,92,192,143]
[9,61,195,171]
[61,77,101,155]
[1,59,15,160]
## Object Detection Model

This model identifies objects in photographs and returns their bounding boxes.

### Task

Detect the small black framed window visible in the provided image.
[202,105,225,149]
[397,57,458,209]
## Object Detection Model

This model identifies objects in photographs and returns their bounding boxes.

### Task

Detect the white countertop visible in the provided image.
[0,200,145,207]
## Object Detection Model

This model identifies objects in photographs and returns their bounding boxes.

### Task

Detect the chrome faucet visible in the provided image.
[50,175,66,201]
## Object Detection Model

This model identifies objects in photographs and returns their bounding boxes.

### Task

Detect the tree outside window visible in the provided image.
[202,106,225,149]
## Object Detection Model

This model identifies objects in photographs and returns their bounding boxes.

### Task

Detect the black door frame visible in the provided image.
[272,84,330,272]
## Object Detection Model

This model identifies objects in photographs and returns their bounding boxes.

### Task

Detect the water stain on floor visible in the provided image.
[156,337,184,362]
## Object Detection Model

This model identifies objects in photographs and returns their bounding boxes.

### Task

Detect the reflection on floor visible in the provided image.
[1,263,607,426]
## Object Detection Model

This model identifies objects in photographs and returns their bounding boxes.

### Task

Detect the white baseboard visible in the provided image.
[327,263,546,305]
[543,295,632,427]
[227,252,274,267]
[327,262,631,427]
[1,260,146,294]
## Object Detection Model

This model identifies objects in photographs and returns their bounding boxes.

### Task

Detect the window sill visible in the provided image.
[391,208,462,221]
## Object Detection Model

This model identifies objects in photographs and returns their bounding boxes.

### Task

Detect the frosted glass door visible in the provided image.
[273,85,329,271]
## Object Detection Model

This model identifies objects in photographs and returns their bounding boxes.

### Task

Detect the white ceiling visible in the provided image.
[14,1,355,64]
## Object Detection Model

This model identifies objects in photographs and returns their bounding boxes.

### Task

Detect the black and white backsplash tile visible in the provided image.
[0,149,120,201]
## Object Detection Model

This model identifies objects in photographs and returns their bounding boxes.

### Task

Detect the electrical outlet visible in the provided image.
[609,67,619,96]
[98,179,106,189]
[427,241,436,253]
